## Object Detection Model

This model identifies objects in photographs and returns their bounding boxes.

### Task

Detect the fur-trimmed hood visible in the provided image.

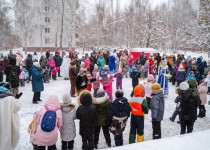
[61,103,75,113]
[92,95,109,105]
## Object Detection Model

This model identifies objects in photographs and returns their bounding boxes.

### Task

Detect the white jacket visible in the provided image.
[0,95,21,150]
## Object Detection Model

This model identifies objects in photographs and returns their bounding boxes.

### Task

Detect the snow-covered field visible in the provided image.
[2,48,209,150]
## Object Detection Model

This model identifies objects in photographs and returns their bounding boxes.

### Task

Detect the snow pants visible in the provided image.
[114,134,123,147]
[33,144,56,150]
[62,140,74,150]
[180,120,194,134]
[94,125,111,145]
[81,134,94,150]
[152,120,161,139]
[116,81,122,90]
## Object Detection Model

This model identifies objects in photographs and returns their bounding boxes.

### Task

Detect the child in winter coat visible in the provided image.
[144,61,149,79]
[92,65,100,97]
[86,73,92,92]
[30,95,62,150]
[150,83,165,139]
[52,67,57,80]
[93,89,111,149]
[129,85,148,143]
[101,74,113,101]
[187,71,196,81]
[60,94,76,150]
[115,68,123,90]
[170,95,181,123]
[198,80,208,118]
[108,90,130,147]
[176,64,187,86]
[100,65,109,82]
[49,54,55,79]
[19,67,26,87]
[143,74,156,109]
[76,90,97,150]
[140,65,145,80]
[130,66,140,96]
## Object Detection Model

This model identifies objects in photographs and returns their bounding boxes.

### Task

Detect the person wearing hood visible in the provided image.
[60,93,76,150]
[76,90,97,150]
[178,80,201,134]
[4,56,21,97]
[129,85,148,143]
[93,89,111,149]
[30,95,62,150]
[108,90,130,147]
[31,62,44,104]
[26,54,33,82]
[109,55,116,73]
[176,64,187,87]
[0,82,21,150]
[150,83,165,139]
[60,54,71,80]
[130,66,140,97]
[53,51,63,77]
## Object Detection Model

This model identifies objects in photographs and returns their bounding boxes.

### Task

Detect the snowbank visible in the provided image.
[105,129,210,150]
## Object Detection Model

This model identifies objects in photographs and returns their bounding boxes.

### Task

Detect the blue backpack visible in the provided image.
[41,110,57,132]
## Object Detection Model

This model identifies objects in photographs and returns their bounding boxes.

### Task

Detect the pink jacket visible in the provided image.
[49,59,55,68]
[144,82,153,98]
[31,96,62,146]
[102,80,113,94]
[52,68,57,76]
[85,58,91,69]
[19,70,26,79]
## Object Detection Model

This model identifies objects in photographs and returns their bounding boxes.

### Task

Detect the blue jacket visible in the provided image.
[31,65,44,92]
[108,55,116,73]
[187,75,196,81]
[176,71,187,81]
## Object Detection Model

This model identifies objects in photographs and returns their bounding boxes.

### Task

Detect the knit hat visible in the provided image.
[108,74,114,80]
[152,83,161,92]
[134,85,145,97]
[187,79,197,89]
[148,74,154,82]
[62,93,72,105]
[103,65,109,70]
[179,82,189,91]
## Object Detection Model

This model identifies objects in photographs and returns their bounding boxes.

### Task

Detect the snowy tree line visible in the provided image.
[0,0,209,52]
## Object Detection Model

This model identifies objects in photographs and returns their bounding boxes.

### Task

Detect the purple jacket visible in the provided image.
[176,71,187,81]
[115,73,123,84]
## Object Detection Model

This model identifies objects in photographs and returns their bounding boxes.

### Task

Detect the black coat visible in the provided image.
[46,51,50,59]
[130,70,140,87]
[107,97,130,125]
[76,91,97,136]
[76,75,88,90]
[179,89,201,122]
[26,57,33,71]
[53,55,63,67]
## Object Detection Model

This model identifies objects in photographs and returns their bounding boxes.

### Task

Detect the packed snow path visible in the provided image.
[16,77,210,150]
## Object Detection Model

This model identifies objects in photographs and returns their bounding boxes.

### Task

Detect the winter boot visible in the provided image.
[137,134,144,142]
[129,134,136,144]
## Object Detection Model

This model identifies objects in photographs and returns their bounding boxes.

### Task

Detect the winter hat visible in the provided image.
[187,79,197,89]
[103,65,109,70]
[134,85,145,97]
[97,89,105,97]
[179,82,189,91]
[79,90,93,106]
[151,83,161,92]
[148,74,154,82]
[115,90,124,98]
[108,74,114,80]
[117,68,122,73]
[62,93,72,105]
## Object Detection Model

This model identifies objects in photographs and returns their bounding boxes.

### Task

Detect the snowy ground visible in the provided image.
[15,76,210,150]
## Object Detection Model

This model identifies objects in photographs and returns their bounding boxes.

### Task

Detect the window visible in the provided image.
[45,17,50,22]
[45,38,50,44]
[45,28,50,33]
[45,6,49,12]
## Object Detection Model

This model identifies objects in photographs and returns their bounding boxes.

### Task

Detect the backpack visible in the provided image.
[9,66,19,87]
[41,110,57,132]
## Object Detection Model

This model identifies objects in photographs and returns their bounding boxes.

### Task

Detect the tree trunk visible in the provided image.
[60,0,64,49]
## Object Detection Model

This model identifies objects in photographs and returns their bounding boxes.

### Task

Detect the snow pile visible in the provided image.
[105,129,210,150]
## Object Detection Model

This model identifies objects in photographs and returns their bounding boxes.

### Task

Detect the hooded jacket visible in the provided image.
[31,96,62,146]
[76,90,97,136]
[31,65,44,92]
[0,90,21,150]
[93,95,110,126]
[198,83,208,105]
[151,90,165,121]
[130,68,140,87]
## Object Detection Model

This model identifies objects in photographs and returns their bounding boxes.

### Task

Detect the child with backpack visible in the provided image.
[19,67,26,87]
[129,85,148,143]
[60,93,76,150]
[108,90,130,147]
[30,95,62,150]
[76,90,97,150]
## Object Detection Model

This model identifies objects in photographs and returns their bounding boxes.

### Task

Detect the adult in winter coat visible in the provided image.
[97,55,106,70]
[0,57,4,82]
[108,90,130,147]
[75,69,88,95]
[93,89,111,149]
[60,55,71,80]
[130,66,140,96]
[109,55,116,73]
[46,50,50,60]
[179,80,201,134]
[129,85,148,143]
[155,53,161,74]
[0,84,21,150]
[31,62,44,104]
[30,95,62,150]
[198,81,208,118]
[69,61,79,97]
[60,93,76,150]
[150,83,165,139]
[84,54,91,70]
[196,57,205,84]
[53,51,63,77]
[176,64,187,86]
[26,54,33,82]
[76,90,97,150]
[90,53,98,75]
[4,56,20,97]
